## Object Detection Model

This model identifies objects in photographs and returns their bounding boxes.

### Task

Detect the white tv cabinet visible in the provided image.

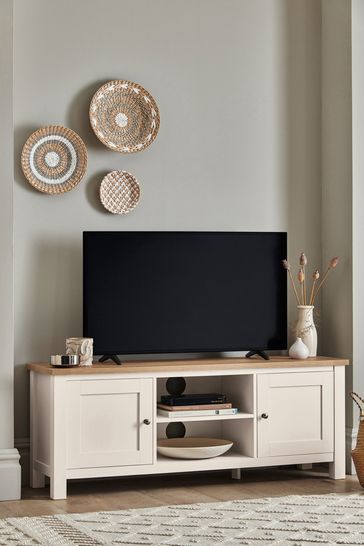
[28,356,348,500]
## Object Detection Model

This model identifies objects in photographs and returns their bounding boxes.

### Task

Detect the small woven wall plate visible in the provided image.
[21,125,87,194]
[89,80,160,153]
[100,170,140,214]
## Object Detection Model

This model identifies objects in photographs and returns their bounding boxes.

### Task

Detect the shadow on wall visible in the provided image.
[13,124,38,193]
[14,237,83,453]
[86,170,110,214]
[31,237,83,349]
[14,233,82,470]
[66,79,111,150]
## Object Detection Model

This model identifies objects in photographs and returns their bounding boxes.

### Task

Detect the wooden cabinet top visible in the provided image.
[27,356,349,375]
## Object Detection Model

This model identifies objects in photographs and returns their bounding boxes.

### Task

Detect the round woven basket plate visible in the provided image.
[100,170,140,214]
[21,125,87,194]
[157,437,234,460]
[90,80,160,153]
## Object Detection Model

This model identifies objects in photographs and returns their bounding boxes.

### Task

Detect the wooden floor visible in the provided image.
[0,467,362,519]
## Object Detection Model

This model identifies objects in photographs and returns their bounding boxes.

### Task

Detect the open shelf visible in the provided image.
[156,411,254,423]
[157,416,256,458]
[156,374,255,419]
[156,374,257,458]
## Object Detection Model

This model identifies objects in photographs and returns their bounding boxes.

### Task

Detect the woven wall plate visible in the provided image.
[100,170,140,214]
[90,80,160,153]
[21,125,87,194]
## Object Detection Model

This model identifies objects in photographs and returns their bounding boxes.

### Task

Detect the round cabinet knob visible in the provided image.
[261,413,269,420]
[143,419,151,425]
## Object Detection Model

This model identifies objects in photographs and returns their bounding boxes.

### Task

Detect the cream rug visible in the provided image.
[1,494,364,545]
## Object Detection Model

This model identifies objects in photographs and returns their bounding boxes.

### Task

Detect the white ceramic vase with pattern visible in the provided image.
[295,305,317,357]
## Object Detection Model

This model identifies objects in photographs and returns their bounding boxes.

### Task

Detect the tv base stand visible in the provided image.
[27,356,348,499]
[99,354,122,365]
[246,350,270,360]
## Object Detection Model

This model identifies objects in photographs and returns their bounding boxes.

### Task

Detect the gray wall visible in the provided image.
[0,0,14,450]
[321,1,353,425]
[352,0,364,425]
[13,0,322,442]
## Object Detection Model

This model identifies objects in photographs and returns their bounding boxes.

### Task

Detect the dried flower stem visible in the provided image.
[303,278,306,305]
[284,255,338,307]
[298,269,305,305]
[309,270,319,305]
[312,257,339,304]
[312,268,330,304]
[288,269,301,305]
[299,253,308,305]
[282,260,301,305]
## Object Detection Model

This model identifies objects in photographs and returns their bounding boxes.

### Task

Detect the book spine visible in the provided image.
[157,403,233,411]
[157,408,238,418]
[160,396,227,406]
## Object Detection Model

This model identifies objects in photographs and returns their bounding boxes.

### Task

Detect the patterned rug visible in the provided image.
[1,494,364,545]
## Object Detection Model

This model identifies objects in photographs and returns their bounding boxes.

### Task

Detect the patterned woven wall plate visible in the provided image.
[21,125,87,194]
[100,170,140,214]
[90,80,160,153]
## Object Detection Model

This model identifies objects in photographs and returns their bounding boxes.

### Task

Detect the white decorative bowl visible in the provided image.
[50,354,80,367]
[157,437,233,459]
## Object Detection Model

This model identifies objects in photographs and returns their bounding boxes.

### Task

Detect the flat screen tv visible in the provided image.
[83,232,287,359]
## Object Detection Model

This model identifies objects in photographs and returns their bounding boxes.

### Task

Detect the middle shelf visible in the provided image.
[156,412,255,423]
[156,373,255,423]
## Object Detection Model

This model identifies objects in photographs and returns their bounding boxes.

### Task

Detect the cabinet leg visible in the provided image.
[329,460,346,480]
[297,464,313,470]
[30,469,45,488]
[50,474,67,500]
[330,366,346,480]
[231,469,241,480]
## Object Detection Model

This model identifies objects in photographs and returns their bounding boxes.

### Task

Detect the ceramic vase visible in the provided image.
[289,337,310,360]
[295,305,317,357]
[66,337,93,366]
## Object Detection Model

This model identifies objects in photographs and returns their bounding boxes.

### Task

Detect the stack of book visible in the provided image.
[157,393,238,418]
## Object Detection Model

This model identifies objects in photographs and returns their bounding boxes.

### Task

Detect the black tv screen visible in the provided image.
[83,232,287,355]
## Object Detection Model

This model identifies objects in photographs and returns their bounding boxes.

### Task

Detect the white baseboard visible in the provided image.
[346,426,357,475]
[0,448,21,500]
[15,437,30,487]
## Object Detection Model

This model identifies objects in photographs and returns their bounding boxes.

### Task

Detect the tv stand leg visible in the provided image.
[245,351,270,360]
[231,469,242,480]
[50,473,67,500]
[297,463,312,470]
[31,469,45,488]
[99,355,122,365]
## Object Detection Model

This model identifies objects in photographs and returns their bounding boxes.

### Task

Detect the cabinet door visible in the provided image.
[67,378,153,468]
[257,372,333,457]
